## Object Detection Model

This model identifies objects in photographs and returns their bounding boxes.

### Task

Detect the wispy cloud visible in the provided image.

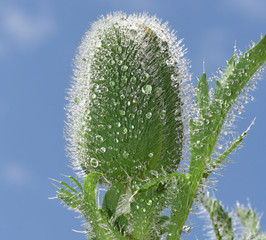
[224,0,266,20]
[1,162,31,185]
[0,3,55,56]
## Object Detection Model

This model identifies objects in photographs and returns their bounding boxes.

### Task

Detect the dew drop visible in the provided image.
[74,97,79,103]
[147,200,152,206]
[90,158,98,168]
[129,113,135,119]
[116,122,121,127]
[121,65,128,71]
[182,225,191,235]
[155,87,163,96]
[109,81,115,86]
[118,60,123,66]
[131,76,137,83]
[122,76,128,82]
[143,208,146,213]
[96,135,104,142]
[142,73,150,81]
[146,112,152,119]
[123,128,128,134]
[142,85,152,94]
[117,46,122,54]
[130,29,137,37]
[100,147,106,153]
[119,110,125,115]
[110,59,115,65]
[148,152,154,158]
[160,110,166,119]
[123,151,129,158]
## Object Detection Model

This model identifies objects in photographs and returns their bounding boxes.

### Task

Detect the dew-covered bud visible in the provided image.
[66,12,191,182]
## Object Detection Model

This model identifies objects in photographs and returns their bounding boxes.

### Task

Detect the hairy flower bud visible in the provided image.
[66,12,191,182]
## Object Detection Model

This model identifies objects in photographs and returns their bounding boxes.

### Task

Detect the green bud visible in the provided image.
[66,13,191,182]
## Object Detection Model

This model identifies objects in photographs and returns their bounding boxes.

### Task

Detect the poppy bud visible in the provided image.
[66,12,190,182]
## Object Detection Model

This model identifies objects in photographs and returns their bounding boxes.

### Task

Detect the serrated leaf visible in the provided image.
[69,176,83,191]
[102,182,124,220]
[201,196,234,240]
[57,192,81,209]
[60,181,79,194]
[236,205,260,239]
[81,172,127,240]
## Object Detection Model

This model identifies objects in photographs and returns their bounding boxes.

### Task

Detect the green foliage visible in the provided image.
[54,12,266,240]
[201,195,266,240]
[201,195,234,240]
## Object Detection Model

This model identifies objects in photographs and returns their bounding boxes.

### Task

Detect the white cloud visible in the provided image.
[0,3,55,56]
[224,0,266,20]
[1,162,31,185]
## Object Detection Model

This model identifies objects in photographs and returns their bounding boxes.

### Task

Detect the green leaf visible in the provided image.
[201,196,234,240]
[60,181,79,194]
[82,172,127,240]
[82,172,103,215]
[114,214,129,235]
[236,204,260,239]
[102,182,124,220]
[69,175,83,191]
[134,172,186,194]
[57,192,81,209]
[203,119,254,179]
[196,72,209,116]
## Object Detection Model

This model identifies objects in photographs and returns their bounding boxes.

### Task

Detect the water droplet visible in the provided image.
[121,65,128,71]
[123,151,129,158]
[100,147,106,153]
[146,112,152,119]
[142,85,152,94]
[119,110,125,115]
[160,110,166,119]
[96,135,104,142]
[143,208,146,212]
[110,59,115,65]
[130,29,137,37]
[74,97,79,103]
[131,76,137,83]
[117,46,122,54]
[147,200,152,206]
[90,158,98,168]
[118,60,123,66]
[122,76,128,82]
[123,128,128,134]
[116,122,121,127]
[148,152,154,157]
[129,113,135,119]
[182,225,191,235]
[109,81,115,86]
[195,140,203,149]
[142,73,150,81]
[155,87,163,96]
[91,93,96,99]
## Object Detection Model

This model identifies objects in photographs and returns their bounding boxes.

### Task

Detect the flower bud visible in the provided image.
[66,12,190,182]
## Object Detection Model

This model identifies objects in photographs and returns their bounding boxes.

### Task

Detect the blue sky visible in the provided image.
[0,0,265,239]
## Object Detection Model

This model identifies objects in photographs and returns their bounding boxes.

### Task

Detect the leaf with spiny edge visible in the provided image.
[203,119,254,179]
[237,204,260,239]
[81,172,127,240]
[201,195,234,240]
